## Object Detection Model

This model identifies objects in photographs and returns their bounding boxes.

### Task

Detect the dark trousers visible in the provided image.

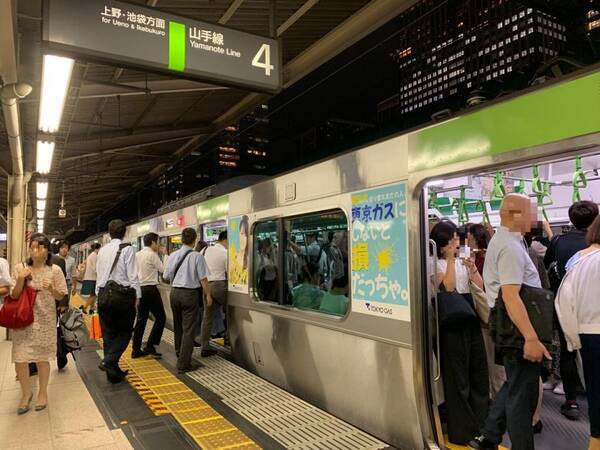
[194,288,204,340]
[581,334,600,437]
[132,285,166,352]
[558,325,581,402]
[99,304,136,368]
[440,319,489,444]
[170,288,199,370]
[200,280,227,349]
[483,355,541,450]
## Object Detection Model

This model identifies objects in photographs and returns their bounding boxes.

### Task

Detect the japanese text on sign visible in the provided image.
[351,183,410,321]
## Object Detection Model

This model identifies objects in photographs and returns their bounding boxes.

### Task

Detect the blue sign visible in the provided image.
[351,183,410,321]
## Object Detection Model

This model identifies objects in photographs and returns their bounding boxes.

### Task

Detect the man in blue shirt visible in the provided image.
[96,219,141,383]
[164,227,213,373]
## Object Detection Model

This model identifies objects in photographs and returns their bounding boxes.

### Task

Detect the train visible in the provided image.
[73,65,600,449]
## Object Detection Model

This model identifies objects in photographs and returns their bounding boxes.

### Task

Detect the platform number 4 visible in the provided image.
[252,44,274,76]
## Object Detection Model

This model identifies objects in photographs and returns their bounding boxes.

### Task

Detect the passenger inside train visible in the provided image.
[426,152,600,450]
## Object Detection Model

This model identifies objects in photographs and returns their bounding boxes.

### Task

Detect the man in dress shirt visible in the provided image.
[96,219,141,383]
[199,231,228,356]
[163,227,212,373]
[132,232,165,358]
[57,241,76,294]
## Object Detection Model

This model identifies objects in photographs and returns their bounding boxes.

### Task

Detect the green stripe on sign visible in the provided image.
[168,21,186,72]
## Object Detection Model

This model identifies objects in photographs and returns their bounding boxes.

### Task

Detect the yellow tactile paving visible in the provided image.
[81,312,261,450]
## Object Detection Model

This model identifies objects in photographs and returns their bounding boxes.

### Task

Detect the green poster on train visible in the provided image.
[228,215,250,293]
[351,183,410,321]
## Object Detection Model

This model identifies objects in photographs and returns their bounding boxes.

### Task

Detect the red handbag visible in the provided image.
[0,284,37,329]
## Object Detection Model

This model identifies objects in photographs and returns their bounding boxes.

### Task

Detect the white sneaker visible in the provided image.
[553,382,565,395]
[543,379,556,390]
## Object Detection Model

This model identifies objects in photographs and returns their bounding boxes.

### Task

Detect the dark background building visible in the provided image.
[85,0,600,237]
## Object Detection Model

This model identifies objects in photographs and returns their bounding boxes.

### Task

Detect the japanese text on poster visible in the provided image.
[351,183,410,321]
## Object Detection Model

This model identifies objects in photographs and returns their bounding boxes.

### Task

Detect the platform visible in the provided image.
[0,331,132,450]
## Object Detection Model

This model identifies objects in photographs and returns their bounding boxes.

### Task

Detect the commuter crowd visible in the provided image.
[0,219,231,415]
[429,196,600,450]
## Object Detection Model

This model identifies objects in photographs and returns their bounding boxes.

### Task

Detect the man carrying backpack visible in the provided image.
[544,200,599,420]
[95,219,141,384]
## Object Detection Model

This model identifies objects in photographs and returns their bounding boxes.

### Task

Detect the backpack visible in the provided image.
[60,308,89,352]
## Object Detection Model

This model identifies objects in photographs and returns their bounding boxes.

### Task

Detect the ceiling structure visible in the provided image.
[0,0,419,237]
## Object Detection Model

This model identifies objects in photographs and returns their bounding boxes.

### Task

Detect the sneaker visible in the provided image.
[543,379,556,390]
[467,435,497,450]
[553,382,565,395]
[561,401,580,420]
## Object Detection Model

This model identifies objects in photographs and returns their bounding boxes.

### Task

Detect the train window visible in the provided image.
[284,210,349,316]
[253,220,280,303]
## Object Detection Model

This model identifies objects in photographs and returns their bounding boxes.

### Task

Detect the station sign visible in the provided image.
[43,0,282,93]
[197,196,229,224]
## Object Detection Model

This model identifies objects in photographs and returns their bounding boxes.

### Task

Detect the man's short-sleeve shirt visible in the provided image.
[483,226,542,307]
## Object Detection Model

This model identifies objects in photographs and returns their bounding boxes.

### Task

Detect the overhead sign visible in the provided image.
[351,183,410,321]
[43,0,282,93]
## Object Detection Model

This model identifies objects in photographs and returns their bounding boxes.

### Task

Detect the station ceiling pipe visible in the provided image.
[1,83,33,205]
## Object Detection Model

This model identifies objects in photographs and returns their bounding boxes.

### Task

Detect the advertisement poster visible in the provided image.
[351,183,410,321]
[228,215,249,293]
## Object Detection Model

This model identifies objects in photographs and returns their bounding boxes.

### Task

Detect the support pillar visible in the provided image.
[7,175,29,271]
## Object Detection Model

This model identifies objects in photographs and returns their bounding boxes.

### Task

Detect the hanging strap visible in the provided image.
[108,244,130,279]
[572,156,587,203]
[491,171,506,200]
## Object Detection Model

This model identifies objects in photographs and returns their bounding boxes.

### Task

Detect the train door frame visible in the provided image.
[409,132,600,450]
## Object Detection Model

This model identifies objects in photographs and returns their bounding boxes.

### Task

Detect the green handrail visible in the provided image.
[514,178,526,194]
[572,156,587,203]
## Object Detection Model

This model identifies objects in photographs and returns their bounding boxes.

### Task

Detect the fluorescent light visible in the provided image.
[37,210,45,217]
[38,55,74,133]
[37,219,44,232]
[426,179,445,187]
[37,200,46,211]
[36,140,55,174]
[37,182,48,199]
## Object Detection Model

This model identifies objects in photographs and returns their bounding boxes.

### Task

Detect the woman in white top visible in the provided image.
[79,243,101,313]
[556,216,600,450]
[431,220,488,445]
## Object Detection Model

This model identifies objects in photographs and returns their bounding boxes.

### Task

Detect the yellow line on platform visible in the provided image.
[78,301,261,450]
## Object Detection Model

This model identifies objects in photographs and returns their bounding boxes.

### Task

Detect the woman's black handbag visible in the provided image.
[437,285,477,326]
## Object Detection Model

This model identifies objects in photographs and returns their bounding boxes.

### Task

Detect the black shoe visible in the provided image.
[98,362,106,371]
[105,364,127,383]
[533,420,543,434]
[177,363,201,374]
[57,356,68,370]
[131,349,149,359]
[200,349,217,358]
[143,346,162,358]
[193,341,202,348]
[561,401,580,420]
[467,435,497,450]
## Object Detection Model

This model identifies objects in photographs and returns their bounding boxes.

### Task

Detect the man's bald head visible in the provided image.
[499,193,536,234]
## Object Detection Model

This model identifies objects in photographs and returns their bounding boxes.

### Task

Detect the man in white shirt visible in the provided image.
[58,241,76,292]
[469,194,550,450]
[132,232,166,359]
[199,231,228,356]
[96,219,141,383]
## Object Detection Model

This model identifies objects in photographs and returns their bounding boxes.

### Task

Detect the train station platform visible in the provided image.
[0,293,390,450]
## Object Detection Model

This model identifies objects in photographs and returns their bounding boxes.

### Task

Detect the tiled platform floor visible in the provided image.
[0,331,133,450]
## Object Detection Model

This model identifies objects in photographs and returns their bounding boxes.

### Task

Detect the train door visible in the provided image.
[422,151,599,449]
